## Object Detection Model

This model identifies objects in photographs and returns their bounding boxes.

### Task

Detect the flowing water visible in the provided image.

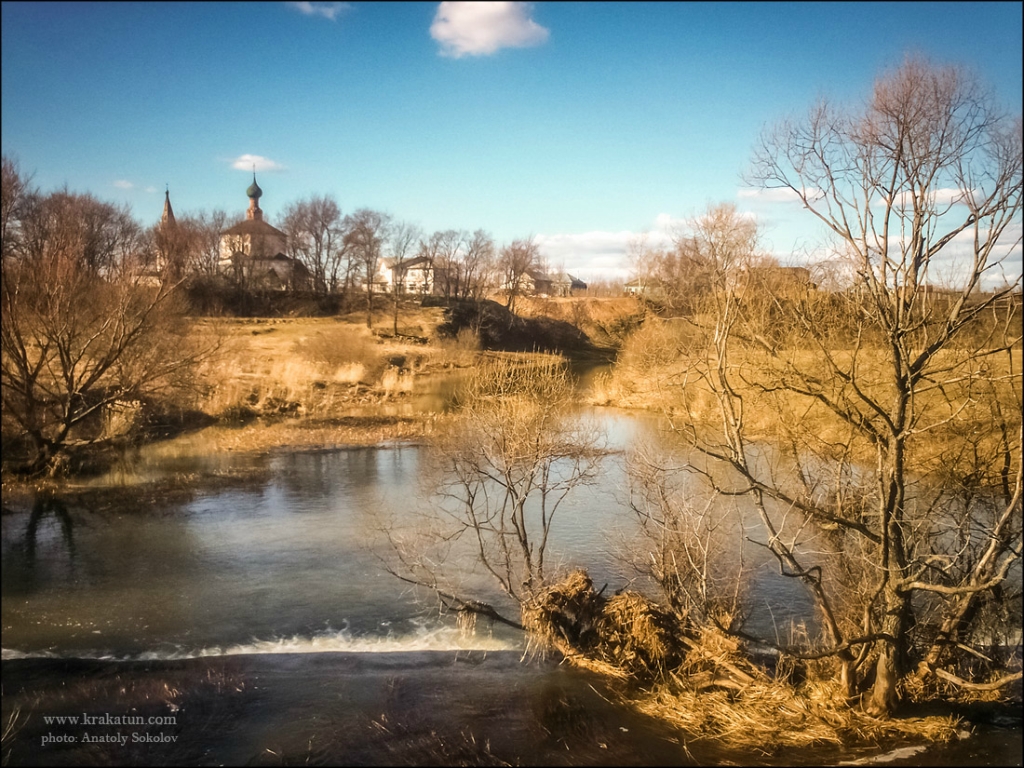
[2,400,1020,765]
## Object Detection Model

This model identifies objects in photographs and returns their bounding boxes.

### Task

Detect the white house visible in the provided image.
[373,256,435,294]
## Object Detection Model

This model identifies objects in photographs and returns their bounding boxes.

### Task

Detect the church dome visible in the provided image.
[246,175,263,200]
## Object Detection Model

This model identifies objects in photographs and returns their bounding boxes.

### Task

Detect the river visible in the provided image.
[1,406,1020,766]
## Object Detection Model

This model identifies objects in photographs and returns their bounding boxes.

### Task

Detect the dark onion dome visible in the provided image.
[246,174,263,200]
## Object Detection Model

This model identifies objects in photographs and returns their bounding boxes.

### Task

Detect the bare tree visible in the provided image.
[380,357,605,626]
[626,233,662,296]
[649,57,1024,716]
[625,203,885,708]
[282,194,346,293]
[150,215,192,284]
[431,229,466,303]
[1,173,209,475]
[499,237,539,313]
[343,208,392,328]
[147,209,233,283]
[386,219,423,336]
[185,209,231,277]
[626,440,747,627]
[1,155,32,258]
[459,228,496,301]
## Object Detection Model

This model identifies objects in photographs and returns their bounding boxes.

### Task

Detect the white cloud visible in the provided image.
[875,187,975,209]
[430,1,549,58]
[231,154,286,172]
[745,185,977,210]
[287,1,350,21]
[535,231,631,282]
[653,212,686,235]
[535,218,678,281]
[930,188,971,207]
[737,186,822,204]
[113,179,134,189]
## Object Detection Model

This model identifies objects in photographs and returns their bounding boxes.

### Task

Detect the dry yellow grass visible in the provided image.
[188,312,467,420]
[601,317,1022,476]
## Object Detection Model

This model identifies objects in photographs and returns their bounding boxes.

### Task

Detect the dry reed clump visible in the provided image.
[595,592,685,678]
[297,327,386,384]
[379,366,416,397]
[522,570,961,752]
[522,570,604,666]
[522,570,685,680]
[638,677,960,753]
[436,326,482,367]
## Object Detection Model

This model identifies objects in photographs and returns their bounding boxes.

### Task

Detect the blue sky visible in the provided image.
[2,1,1021,282]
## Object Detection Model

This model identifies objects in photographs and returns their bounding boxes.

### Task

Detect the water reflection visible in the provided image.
[0,390,863,662]
[25,494,76,565]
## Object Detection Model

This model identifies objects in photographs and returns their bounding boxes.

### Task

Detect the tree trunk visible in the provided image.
[866,443,913,717]
[867,644,898,716]
[866,582,912,716]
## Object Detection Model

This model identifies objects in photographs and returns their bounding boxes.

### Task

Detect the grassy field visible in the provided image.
[157,297,641,459]
[173,306,459,451]
[189,297,644,419]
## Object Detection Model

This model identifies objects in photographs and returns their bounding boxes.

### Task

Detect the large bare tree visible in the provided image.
[1,169,208,475]
[282,194,346,294]
[645,58,1022,716]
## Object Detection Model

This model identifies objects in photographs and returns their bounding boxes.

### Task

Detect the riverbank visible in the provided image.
[0,297,629,484]
[4,652,1020,767]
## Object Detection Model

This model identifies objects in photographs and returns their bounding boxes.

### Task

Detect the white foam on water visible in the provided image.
[838,744,931,765]
[2,622,519,662]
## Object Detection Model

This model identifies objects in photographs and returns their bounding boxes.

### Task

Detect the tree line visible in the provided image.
[1,157,572,319]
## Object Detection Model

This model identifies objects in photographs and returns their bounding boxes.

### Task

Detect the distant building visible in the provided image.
[218,174,310,290]
[161,187,176,229]
[516,269,588,297]
[139,188,178,286]
[624,276,668,298]
[548,271,588,297]
[374,256,435,295]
